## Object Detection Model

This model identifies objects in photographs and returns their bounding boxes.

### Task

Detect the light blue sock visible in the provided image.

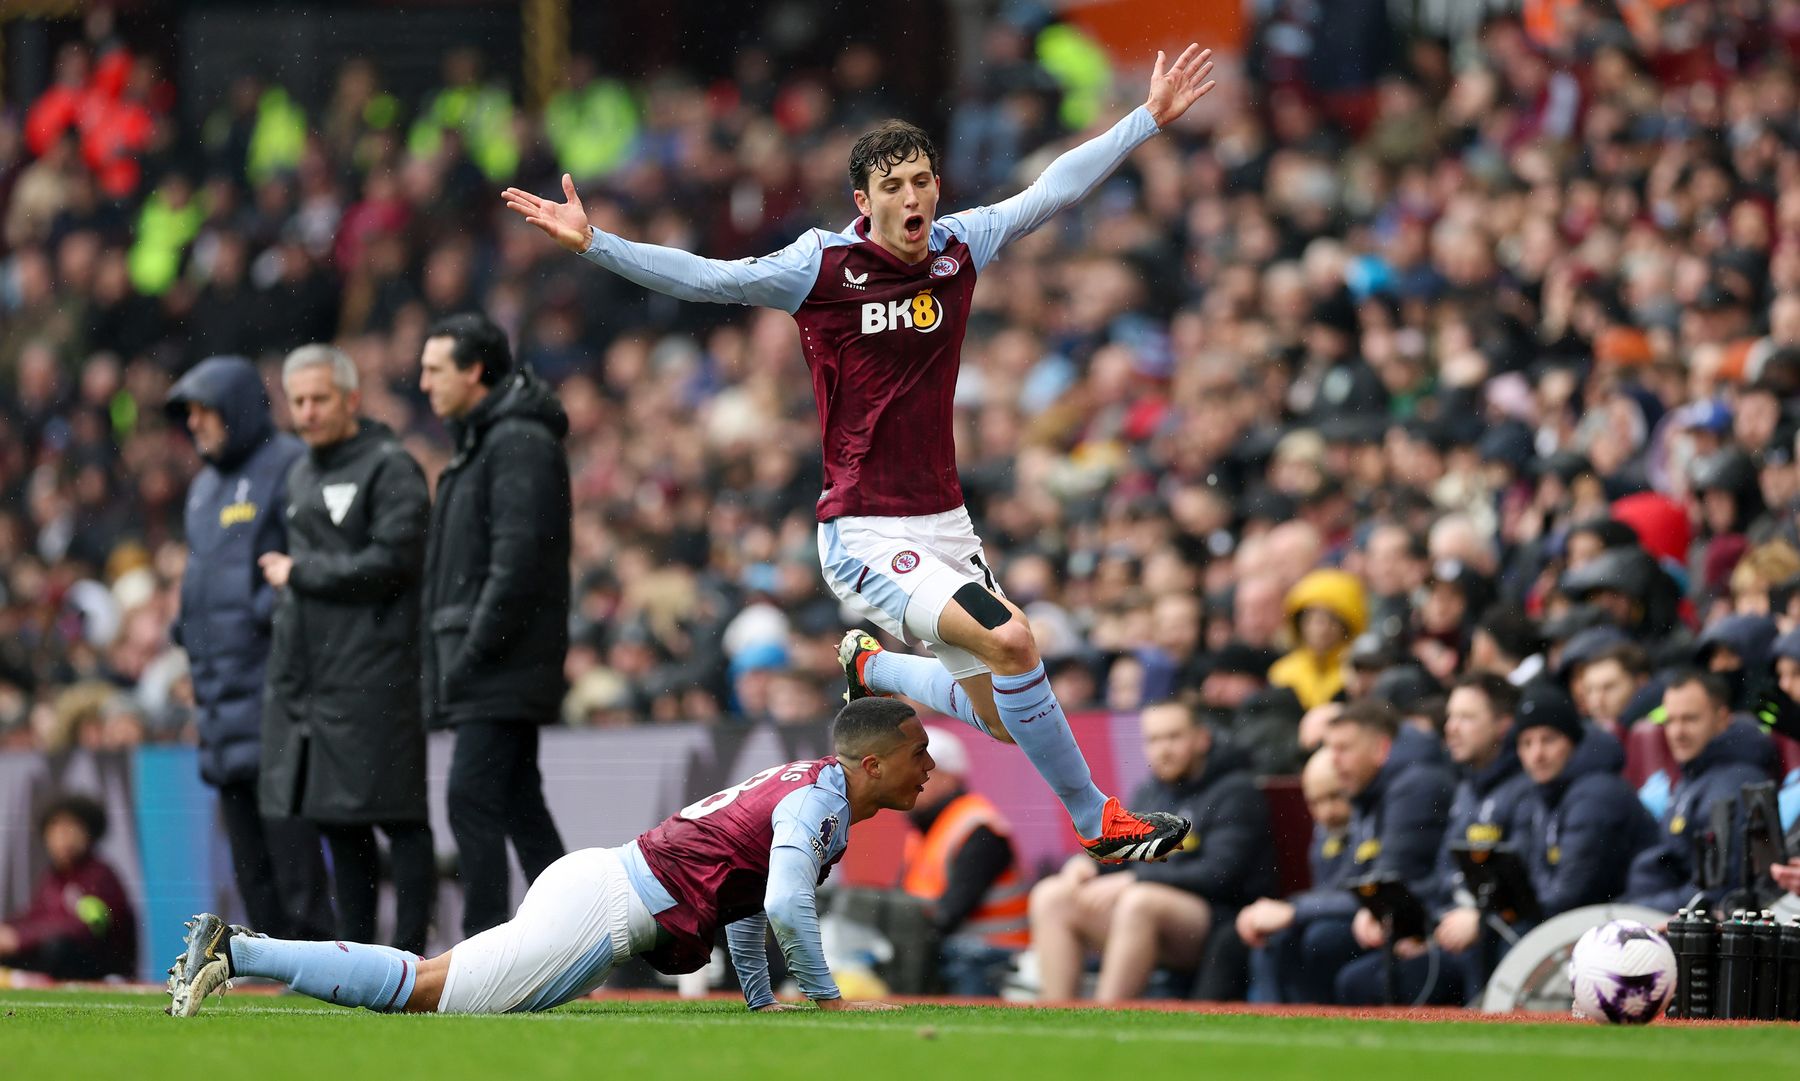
[991,662,1108,836]
[864,651,983,733]
[231,936,419,1012]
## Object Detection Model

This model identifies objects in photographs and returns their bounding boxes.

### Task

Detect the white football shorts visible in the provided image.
[818,505,1005,680]
[437,845,658,1014]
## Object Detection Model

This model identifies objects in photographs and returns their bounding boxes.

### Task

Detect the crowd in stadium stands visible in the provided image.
[8,0,1800,999]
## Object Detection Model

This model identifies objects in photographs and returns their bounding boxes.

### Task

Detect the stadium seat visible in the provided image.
[1623,720,1676,789]
[1257,775,1312,895]
[1775,733,1800,776]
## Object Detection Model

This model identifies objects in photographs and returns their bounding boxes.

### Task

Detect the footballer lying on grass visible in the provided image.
[166,698,927,1016]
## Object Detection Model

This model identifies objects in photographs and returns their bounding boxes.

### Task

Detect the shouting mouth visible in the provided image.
[903,214,926,243]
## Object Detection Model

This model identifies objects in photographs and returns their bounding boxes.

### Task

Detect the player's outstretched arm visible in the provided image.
[501,174,819,312]
[944,43,1215,270]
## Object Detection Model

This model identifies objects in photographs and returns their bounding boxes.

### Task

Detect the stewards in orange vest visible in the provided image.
[901,728,1029,993]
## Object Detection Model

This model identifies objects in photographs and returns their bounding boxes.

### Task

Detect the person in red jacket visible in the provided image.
[0,795,138,980]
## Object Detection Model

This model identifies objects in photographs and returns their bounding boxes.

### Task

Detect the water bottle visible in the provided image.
[1778,919,1800,1022]
[1665,908,1718,1019]
[1718,911,1757,1020]
[1751,911,1781,1021]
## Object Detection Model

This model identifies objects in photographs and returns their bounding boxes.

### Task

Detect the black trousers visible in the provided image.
[320,821,437,955]
[446,722,566,936]
[216,780,333,939]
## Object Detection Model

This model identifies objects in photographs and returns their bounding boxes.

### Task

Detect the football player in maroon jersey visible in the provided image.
[504,45,1217,863]
[169,698,927,1015]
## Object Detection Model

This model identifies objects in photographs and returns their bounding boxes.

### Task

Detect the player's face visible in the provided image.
[875,717,934,810]
[853,152,940,264]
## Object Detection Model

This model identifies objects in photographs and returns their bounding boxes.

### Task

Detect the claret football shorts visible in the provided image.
[818,505,1007,679]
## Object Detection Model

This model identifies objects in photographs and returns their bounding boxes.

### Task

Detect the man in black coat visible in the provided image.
[260,344,436,953]
[1028,699,1275,1001]
[418,312,570,936]
[166,355,331,939]
[1516,692,1656,915]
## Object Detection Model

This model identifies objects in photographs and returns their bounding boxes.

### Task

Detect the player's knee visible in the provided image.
[983,616,1038,674]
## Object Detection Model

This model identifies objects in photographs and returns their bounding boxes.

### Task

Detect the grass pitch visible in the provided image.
[5,989,1794,1081]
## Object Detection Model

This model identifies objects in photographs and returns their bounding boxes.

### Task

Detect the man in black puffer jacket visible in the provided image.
[260,344,436,954]
[167,355,331,939]
[1335,673,1536,1006]
[1296,701,1453,1003]
[1516,691,1656,915]
[418,313,570,936]
[1627,669,1778,913]
[1028,699,1275,1002]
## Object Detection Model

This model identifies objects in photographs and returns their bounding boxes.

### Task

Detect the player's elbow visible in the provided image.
[763,893,807,937]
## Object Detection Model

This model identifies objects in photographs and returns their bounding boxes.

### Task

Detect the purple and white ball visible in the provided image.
[1568,919,1677,1024]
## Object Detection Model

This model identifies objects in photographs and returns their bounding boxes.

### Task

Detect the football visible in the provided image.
[1568,919,1678,1024]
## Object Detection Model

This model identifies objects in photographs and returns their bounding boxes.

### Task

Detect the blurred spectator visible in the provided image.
[1517,688,1655,916]
[1237,748,1355,1002]
[0,795,136,979]
[900,726,1028,996]
[1277,701,1453,1003]
[1269,570,1367,708]
[1626,670,1778,912]
[545,54,640,183]
[1334,673,1534,1005]
[409,48,518,181]
[1028,699,1274,1001]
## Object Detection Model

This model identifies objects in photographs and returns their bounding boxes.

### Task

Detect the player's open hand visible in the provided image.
[501,174,594,253]
[816,997,902,1012]
[1144,44,1216,128]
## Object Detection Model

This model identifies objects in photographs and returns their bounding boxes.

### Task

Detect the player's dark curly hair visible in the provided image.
[848,120,939,192]
[832,697,918,759]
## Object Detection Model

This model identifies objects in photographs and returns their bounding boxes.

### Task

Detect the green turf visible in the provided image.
[5,989,1795,1081]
